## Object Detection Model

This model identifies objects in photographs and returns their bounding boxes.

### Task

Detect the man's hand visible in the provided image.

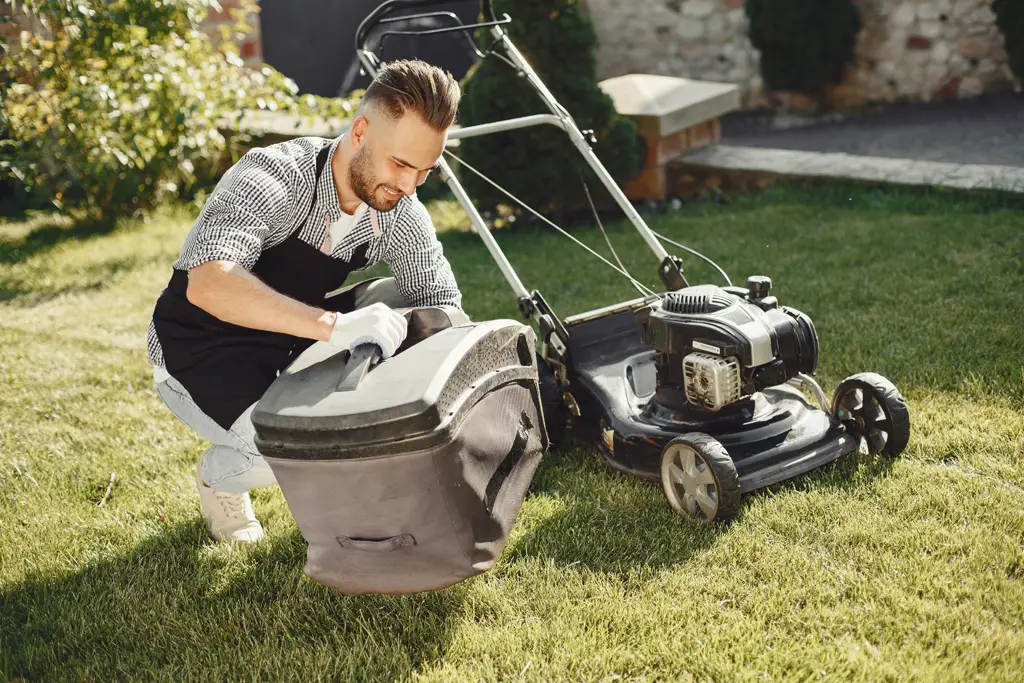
[327,303,408,359]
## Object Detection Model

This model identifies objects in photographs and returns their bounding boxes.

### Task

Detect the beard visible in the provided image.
[349,144,402,213]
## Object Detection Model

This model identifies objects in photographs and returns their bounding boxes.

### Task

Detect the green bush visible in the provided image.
[457,0,643,220]
[993,0,1024,83]
[745,0,861,94]
[0,0,356,222]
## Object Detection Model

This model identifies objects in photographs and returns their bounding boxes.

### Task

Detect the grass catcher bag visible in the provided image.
[251,308,547,595]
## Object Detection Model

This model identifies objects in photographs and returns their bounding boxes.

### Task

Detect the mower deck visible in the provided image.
[564,304,859,493]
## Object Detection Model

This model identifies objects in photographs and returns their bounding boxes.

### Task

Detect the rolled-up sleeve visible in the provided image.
[173,148,296,272]
[382,198,462,309]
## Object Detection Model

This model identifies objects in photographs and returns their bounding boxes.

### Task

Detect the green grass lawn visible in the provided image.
[1,185,1023,682]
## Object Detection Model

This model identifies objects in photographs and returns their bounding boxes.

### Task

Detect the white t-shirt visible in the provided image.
[327,202,368,252]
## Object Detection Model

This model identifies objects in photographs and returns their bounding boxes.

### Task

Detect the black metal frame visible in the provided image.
[374,11,511,57]
[355,0,506,59]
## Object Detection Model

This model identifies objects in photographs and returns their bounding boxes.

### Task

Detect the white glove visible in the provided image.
[328,303,408,359]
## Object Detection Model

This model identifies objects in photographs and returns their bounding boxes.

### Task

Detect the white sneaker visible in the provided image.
[195,452,264,543]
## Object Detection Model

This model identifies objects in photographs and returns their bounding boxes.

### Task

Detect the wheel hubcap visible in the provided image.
[664,444,719,519]
[836,387,892,454]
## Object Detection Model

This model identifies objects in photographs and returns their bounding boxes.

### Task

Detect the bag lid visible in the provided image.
[252,319,539,460]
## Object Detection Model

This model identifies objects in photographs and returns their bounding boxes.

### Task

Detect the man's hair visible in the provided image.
[358,59,461,132]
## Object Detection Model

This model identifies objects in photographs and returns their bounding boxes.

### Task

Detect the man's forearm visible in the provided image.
[186,261,336,341]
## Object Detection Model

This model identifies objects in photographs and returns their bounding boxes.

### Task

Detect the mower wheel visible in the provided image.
[831,372,910,456]
[660,434,741,522]
[537,355,568,450]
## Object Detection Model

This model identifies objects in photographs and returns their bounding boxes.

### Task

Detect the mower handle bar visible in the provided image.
[355,0,496,54]
[351,0,682,328]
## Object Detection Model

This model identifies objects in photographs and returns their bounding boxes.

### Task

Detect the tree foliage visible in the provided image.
[745,0,861,93]
[993,0,1024,84]
[457,0,643,219]
[0,0,357,221]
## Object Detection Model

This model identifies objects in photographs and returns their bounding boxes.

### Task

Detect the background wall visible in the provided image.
[2,1,1016,109]
[0,3,48,47]
[583,0,1017,109]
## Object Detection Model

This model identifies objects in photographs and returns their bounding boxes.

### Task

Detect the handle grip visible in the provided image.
[336,534,417,552]
[336,343,383,393]
[356,0,496,52]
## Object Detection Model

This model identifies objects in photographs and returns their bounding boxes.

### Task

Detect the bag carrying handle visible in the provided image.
[336,344,382,392]
[336,533,417,552]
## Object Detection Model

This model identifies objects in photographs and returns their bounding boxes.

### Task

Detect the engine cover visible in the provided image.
[636,280,819,411]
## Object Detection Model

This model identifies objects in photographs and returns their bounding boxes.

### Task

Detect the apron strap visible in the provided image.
[315,143,331,181]
[310,142,332,225]
[369,208,381,237]
[312,142,337,253]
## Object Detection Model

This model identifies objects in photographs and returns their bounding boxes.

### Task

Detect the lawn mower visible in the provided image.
[256,3,911,582]
[353,0,910,522]
[249,0,911,596]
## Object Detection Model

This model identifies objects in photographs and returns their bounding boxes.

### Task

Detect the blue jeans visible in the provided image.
[154,278,407,493]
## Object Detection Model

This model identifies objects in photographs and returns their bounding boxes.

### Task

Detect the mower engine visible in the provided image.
[637,276,819,411]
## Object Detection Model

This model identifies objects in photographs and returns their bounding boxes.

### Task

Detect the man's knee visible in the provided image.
[199,404,277,492]
[354,278,409,310]
[201,444,277,493]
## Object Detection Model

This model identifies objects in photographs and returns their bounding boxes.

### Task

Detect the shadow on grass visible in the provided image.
[0,445,734,681]
[745,449,900,510]
[523,429,902,572]
[0,521,467,681]
[0,186,52,223]
[512,444,730,574]
[0,274,106,307]
[0,215,120,265]
[0,254,153,307]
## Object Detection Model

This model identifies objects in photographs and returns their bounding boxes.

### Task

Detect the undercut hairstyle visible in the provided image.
[357,59,461,132]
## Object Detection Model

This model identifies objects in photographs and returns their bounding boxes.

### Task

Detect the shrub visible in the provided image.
[0,0,356,222]
[745,0,861,94]
[457,0,643,220]
[993,0,1024,84]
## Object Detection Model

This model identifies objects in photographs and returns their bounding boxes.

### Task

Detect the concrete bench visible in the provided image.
[598,74,740,201]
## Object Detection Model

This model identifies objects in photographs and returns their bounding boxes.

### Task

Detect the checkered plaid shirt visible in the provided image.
[146,135,462,367]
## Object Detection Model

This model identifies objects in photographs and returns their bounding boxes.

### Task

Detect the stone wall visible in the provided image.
[201,0,264,70]
[584,0,1017,110]
[845,0,1014,106]
[0,3,48,48]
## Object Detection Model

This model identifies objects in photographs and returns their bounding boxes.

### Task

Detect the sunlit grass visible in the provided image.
[1,184,1022,681]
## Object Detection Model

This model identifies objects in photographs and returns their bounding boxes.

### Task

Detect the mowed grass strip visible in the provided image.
[1,185,1022,682]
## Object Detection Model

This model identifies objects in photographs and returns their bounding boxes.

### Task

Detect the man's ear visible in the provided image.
[350,116,369,147]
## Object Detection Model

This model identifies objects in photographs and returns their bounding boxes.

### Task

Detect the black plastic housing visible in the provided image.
[636,288,819,399]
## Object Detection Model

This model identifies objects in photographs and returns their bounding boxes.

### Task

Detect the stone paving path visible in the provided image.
[718,94,1024,168]
[679,145,1024,193]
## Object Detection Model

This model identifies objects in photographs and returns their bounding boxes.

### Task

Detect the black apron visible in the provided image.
[153,145,370,430]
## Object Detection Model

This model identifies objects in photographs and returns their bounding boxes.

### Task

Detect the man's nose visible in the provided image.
[398,168,418,195]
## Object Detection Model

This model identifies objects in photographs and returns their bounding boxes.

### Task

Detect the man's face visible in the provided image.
[349,110,447,212]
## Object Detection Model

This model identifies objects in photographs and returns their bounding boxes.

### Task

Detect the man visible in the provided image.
[148,60,464,544]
